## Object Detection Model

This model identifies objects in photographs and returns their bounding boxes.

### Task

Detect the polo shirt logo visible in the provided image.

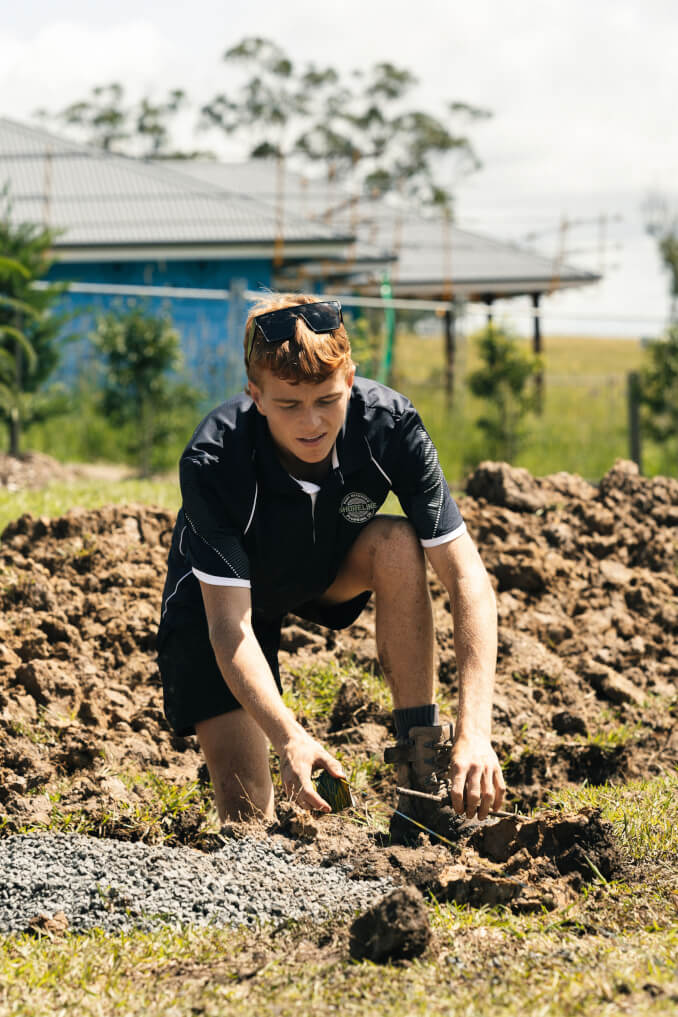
[340,492,378,524]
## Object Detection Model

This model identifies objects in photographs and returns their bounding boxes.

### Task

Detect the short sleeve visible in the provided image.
[179,456,251,587]
[390,408,466,546]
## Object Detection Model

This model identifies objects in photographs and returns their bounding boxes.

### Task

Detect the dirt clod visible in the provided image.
[349,886,431,962]
[25,910,69,938]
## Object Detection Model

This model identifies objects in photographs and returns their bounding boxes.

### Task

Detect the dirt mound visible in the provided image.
[0,459,676,888]
[259,802,626,914]
[0,504,202,837]
[0,453,73,491]
[0,454,136,491]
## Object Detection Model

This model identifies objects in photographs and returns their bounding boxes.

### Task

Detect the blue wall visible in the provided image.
[48,257,273,403]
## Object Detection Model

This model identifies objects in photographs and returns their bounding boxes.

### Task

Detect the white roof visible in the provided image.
[0,118,352,258]
[166,159,600,298]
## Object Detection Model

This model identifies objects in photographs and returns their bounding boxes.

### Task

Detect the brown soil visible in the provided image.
[0,457,676,913]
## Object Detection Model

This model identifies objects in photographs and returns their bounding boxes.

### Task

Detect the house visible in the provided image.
[165,160,601,396]
[0,118,356,399]
[1,118,600,401]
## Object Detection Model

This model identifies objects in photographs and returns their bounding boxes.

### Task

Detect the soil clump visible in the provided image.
[349,886,431,962]
[0,458,676,909]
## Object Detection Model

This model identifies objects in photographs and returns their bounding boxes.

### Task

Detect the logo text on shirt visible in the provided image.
[340,492,378,524]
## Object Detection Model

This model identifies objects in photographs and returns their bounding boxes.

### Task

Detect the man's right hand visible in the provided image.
[279,729,346,813]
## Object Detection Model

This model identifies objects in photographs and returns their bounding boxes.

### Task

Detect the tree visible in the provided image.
[637,326,678,469]
[644,193,678,322]
[641,195,678,470]
[200,40,491,220]
[468,325,541,463]
[200,38,317,263]
[34,84,209,159]
[91,304,202,476]
[0,197,69,456]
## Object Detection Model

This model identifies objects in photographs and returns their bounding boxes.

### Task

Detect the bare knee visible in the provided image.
[368,517,425,588]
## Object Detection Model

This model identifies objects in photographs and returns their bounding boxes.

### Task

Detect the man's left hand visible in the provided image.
[450,735,506,821]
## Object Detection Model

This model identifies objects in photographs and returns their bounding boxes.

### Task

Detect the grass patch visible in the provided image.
[0,901,676,1016]
[0,477,180,535]
[283,660,393,722]
[549,772,678,863]
[393,331,673,483]
[5,771,220,848]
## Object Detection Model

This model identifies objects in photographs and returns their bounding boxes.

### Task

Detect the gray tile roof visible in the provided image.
[0,118,352,251]
[165,159,600,297]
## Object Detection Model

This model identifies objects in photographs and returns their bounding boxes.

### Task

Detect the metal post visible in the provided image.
[444,307,456,409]
[533,292,544,415]
[627,371,642,473]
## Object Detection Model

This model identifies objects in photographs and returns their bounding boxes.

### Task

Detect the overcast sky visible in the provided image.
[2,0,677,336]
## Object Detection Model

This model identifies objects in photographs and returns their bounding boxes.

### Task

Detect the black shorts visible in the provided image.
[157,591,371,737]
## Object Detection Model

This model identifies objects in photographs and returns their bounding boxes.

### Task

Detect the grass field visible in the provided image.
[21,332,674,487]
[392,331,669,483]
[0,477,181,535]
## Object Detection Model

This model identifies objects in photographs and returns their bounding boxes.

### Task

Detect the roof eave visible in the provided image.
[356,274,601,300]
[51,240,351,263]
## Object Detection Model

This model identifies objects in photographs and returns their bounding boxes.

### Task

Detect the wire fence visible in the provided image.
[37,279,671,481]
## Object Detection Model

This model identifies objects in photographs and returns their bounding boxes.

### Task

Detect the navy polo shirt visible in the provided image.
[159,377,466,629]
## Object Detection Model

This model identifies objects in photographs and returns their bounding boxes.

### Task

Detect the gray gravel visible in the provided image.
[0,834,392,935]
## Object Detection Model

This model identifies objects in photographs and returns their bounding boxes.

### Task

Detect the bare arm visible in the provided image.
[425,532,506,820]
[199,581,344,812]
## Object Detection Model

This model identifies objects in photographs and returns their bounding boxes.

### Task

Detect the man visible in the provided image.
[157,293,505,840]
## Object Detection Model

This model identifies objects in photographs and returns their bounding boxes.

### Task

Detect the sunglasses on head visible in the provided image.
[246,300,343,365]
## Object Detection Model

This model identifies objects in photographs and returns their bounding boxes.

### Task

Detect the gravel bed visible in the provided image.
[0,834,392,935]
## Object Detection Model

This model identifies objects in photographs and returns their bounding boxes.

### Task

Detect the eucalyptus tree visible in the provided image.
[34,84,203,159]
[200,38,329,262]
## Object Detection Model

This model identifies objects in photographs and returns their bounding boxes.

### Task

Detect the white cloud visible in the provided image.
[0,20,182,116]
[2,1,677,333]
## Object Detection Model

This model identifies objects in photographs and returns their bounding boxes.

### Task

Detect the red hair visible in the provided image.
[244,293,354,385]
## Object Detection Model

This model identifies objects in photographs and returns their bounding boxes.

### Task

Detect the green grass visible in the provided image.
[0,477,180,535]
[392,331,672,483]
[283,660,392,722]
[0,775,676,1016]
[549,771,678,862]
[12,332,675,489]
[3,768,221,848]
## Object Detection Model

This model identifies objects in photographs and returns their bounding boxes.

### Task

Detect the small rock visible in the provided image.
[349,886,430,963]
[599,560,633,587]
[24,794,52,825]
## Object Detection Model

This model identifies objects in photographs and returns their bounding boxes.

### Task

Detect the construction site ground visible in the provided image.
[0,456,676,1014]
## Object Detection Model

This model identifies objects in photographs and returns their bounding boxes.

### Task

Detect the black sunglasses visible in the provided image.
[246,300,343,365]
